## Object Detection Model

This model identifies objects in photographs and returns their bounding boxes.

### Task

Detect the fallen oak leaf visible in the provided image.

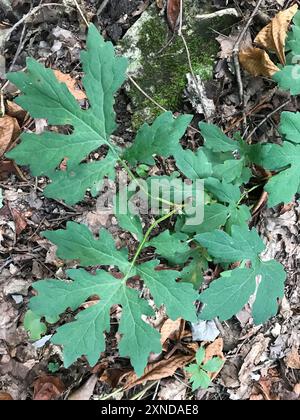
[254,4,298,65]
[53,69,86,101]
[239,47,280,77]
[123,352,196,390]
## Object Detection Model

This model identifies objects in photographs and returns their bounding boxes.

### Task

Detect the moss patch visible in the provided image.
[121,5,237,128]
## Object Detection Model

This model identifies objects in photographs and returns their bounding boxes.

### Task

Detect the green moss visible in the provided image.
[123,7,237,128]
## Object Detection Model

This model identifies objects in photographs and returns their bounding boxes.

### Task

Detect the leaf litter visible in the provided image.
[0,3,298,399]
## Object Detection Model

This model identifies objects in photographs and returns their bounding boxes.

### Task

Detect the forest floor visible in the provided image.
[0,0,299,400]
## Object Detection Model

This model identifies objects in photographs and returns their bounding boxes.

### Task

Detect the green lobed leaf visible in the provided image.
[195,225,265,263]
[196,226,286,324]
[199,268,257,321]
[148,230,190,265]
[136,260,198,322]
[174,146,212,179]
[273,12,300,95]
[124,112,193,166]
[252,260,286,325]
[43,222,131,274]
[6,24,127,204]
[202,357,224,373]
[31,224,198,375]
[24,310,47,340]
[185,364,212,391]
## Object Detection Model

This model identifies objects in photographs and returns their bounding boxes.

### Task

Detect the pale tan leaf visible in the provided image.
[123,353,195,390]
[239,47,280,77]
[255,4,298,65]
[68,375,98,400]
[285,347,300,369]
[54,70,86,101]
[160,318,184,348]
[0,392,13,400]
[0,115,20,158]
[203,338,225,380]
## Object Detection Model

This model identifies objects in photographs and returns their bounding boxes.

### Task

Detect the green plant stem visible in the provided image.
[119,158,177,207]
[123,207,180,282]
[237,184,261,205]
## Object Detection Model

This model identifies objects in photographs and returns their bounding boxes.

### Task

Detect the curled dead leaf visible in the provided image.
[285,347,300,369]
[0,391,13,400]
[123,352,195,390]
[160,318,184,350]
[54,70,86,101]
[203,338,226,381]
[254,4,298,65]
[239,47,280,77]
[0,115,20,158]
[167,0,180,30]
[33,375,65,400]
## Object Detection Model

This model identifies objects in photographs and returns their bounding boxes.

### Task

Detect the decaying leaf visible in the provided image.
[203,338,225,381]
[33,375,65,400]
[254,4,298,65]
[68,375,98,400]
[0,115,20,158]
[239,47,280,77]
[285,347,300,369]
[0,392,13,400]
[123,352,196,390]
[53,70,86,101]
[167,0,180,30]
[160,318,184,349]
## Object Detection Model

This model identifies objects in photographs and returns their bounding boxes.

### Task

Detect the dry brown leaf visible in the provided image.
[0,391,13,400]
[203,338,225,381]
[54,70,86,101]
[33,375,65,400]
[10,208,27,235]
[160,318,184,349]
[239,47,280,77]
[285,347,300,369]
[123,353,195,390]
[6,100,27,122]
[254,4,298,65]
[68,375,98,400]
[0,116,20,158]
[167,0,180,30]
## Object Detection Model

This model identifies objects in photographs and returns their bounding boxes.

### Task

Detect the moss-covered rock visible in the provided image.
[120,1,238,128]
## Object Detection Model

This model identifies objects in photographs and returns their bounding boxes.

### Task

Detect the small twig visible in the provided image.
[73,0,89,26]
[178,0,209,121]
[97,0,110,16]
[232,0,264,106]
[245,99,291,141]
[128,74,168,113]
[4,3,72,43]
